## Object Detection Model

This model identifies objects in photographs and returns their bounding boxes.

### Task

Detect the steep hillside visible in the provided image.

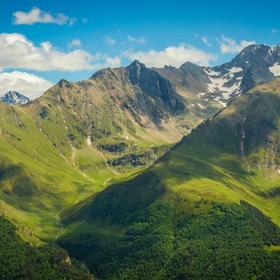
[59,78,280,279]
[0,215,94,279]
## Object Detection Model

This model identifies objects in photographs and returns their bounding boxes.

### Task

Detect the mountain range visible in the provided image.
[59,77,280,280]
[1,44,280,279]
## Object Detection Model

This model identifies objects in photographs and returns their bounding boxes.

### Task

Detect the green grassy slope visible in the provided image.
[0,103,101,239]
[59,78,280,279]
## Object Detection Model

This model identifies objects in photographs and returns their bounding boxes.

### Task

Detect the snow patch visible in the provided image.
[197,92,207,97]
[208,76,241,99]
[204,68,221,76]
[204,68,242,100]
[228,67,243,74]
[269,63,280,76]
[214,97,227,107]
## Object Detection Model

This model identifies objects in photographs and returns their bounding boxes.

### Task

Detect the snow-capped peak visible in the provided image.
[0,91,30,105]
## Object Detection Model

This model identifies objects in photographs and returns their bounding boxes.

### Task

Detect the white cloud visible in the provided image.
[106,36,116,45]
[104,56,121,67]
[0,71,53,99]
[0,33,119,72]
[13,7,76,25]
[125,44,215,67]
[219,35,256,54]
[127,35,145,45]
[68,39,82,48]
[272,29,278,34]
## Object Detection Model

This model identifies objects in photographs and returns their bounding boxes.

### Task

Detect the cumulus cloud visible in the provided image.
[125,44,215,67]
[0,71,53,99]
[127,35,145,45]
[104,56,121,67]
[0,33,119,71]
[219,35,256,54]
[13,7,76,25]
[68,39,82,48]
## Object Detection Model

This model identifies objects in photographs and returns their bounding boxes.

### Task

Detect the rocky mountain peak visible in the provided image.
[229,44,270,67]
[57,79,72,88]
[126,60,147,82]
[128,59,145,68]
[180,61,202,71]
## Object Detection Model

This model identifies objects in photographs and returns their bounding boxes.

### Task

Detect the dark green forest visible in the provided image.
[0,216,93,280]
[59,201,280,279]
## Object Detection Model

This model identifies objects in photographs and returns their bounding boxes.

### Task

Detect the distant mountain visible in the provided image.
[0,91,30,105]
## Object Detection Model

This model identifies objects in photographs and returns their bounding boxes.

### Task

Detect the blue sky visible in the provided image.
[0,0,280,98]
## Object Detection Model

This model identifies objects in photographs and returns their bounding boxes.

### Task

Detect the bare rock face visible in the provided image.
[154,44,280,106]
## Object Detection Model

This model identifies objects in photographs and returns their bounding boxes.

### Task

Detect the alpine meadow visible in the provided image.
[0,1,280,279]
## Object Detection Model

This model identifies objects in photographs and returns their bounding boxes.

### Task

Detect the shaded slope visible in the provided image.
[60,200,280,280]
[0,215,94,280]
